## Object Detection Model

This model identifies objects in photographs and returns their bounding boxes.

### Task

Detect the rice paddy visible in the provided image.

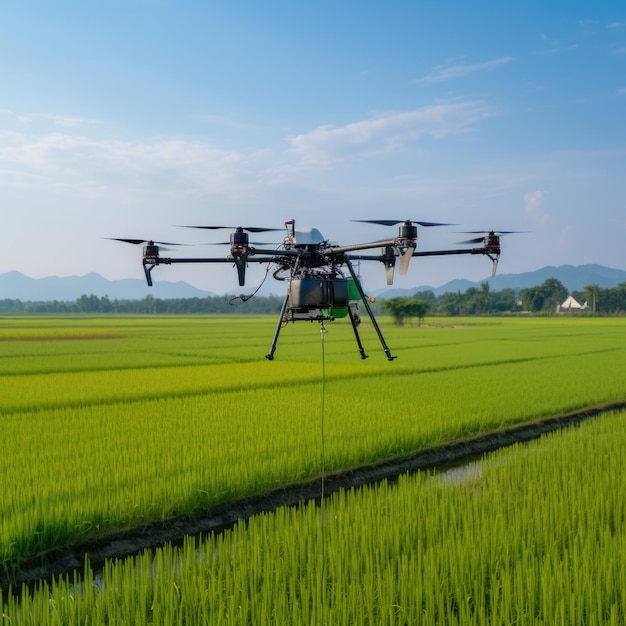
[2,314,626,622]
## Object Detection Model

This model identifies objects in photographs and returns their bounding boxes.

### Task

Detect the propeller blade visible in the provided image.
[458,237,487,245]
[456,230,526,245]
[457,230,526,235]
[352,219,454,227]
[352,219,404,227]
[102,237,186,246]
[414,221,456,227]
[103,237,148,245]
[177,225,280,233]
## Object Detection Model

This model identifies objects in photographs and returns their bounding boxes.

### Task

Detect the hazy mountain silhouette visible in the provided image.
[2,264,626,302]
[0,271,215,301]
[374,264,626,298]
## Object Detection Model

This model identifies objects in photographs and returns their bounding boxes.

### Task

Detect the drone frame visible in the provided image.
[129,220,502,361]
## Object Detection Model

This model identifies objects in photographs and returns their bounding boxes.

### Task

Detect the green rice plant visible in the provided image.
[1,315,626,571]
[4,410,626,624]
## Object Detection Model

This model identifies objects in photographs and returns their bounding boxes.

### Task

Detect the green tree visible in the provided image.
[541,278,568,311]
[437,291,463,316]
[521,278,568,312]
[582,284,600,315]
[491,288,519,312]
[412,290,437,304]
[381,297,430,325]
[477,281,491,313]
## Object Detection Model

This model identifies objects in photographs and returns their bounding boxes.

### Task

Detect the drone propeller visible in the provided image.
[104,238,181,245]
[102,237,186,250]
[176,226,283,286]
[353,219,454,278]
[456,230,524,245]
[455,230,526,277]
[352,219,455,227]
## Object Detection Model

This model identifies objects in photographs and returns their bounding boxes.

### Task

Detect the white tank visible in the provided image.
[293,227,325,246]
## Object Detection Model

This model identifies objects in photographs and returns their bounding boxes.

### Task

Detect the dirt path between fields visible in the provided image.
[4,400,626,591]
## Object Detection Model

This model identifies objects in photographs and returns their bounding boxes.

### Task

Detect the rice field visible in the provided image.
[3,409,626,624]
[1,314,626,594]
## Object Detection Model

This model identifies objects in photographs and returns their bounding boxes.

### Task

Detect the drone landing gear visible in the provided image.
[265,294,290,360]
[348,305,368,360]
[265,305,373,361]
[142,258,156,287]
[345,258,397,361]
[265,264,397,361]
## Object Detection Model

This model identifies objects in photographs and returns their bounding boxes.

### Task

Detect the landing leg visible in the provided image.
[266,294,289,360]
[345,258,397,361]
[142,259,156,286]
[348,305,368,359]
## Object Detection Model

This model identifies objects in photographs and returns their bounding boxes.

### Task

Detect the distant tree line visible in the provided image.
[0,293,285,314]
[397,279,626,317]
[2,278,626,316]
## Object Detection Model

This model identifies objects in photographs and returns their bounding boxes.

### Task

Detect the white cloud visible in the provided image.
[412,57,512,85]
[0,129,257,199]
[612,47,626,56]
[38,114,99,128]
[524,190,548,224]
[0,108,31,124]
[618,88,626,96]
[1,100,500,200]
[0,108,97,128]
[288,101,495,167]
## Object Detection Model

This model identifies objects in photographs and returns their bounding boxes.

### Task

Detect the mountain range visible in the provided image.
[374,264,626,298]
[1,264,625,302]
[0,271,215,301]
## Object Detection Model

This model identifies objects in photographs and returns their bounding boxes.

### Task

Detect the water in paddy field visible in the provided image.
[437,459,483,485]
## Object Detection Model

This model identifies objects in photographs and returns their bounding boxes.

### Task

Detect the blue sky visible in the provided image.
[1,1,625,294]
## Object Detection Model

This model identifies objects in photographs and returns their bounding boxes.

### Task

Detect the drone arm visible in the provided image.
[348,243,500,283]
[140,255,250,288]
[322,239,397,255]
[248,248,301,258]
[349,245,498,261]
[411,247,489,258]
[147,256,240,264]
[413,246,500,274]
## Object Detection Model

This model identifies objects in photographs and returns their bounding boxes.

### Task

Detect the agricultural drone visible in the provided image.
[107,219,507,360]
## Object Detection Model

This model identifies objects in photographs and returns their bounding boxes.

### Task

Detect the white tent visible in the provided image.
[558,296,588,312]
